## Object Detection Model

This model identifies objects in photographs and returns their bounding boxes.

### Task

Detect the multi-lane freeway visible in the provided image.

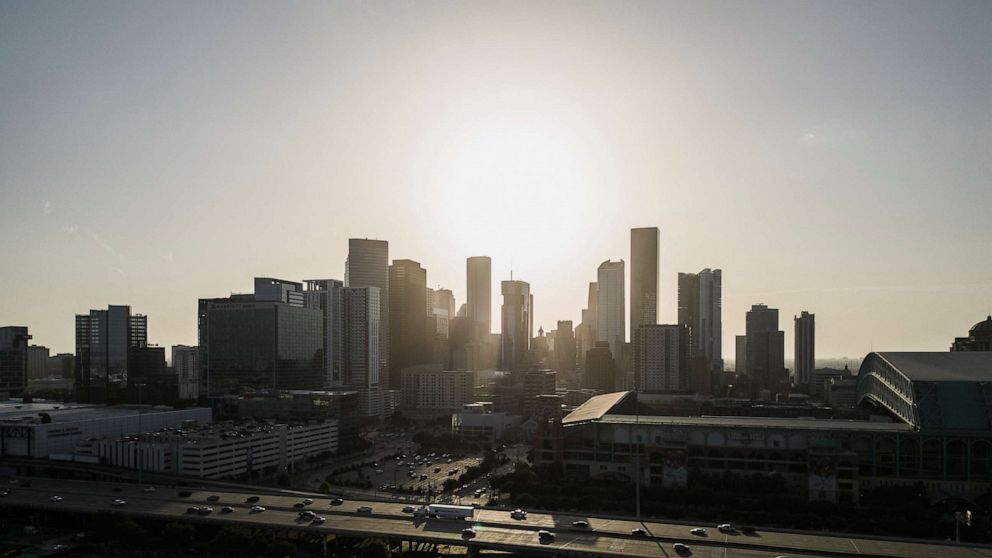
[2,476,990,558]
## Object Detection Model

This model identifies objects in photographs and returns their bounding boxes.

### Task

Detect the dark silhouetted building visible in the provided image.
[0,326,30,397]
[75,305,148,403]
[677,269,722,368]
[630,227,659,334]
[745,304,787,398]
[466,256,492,338]
[795,311,815,388]
[500,280,532,372]
[554,320,576,377]
[951,315,992,352]
[26,345,49,380]
[583,342,615,393]
[388,259,428,389]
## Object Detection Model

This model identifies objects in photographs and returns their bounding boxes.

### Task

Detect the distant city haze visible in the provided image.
[1,1,989,359]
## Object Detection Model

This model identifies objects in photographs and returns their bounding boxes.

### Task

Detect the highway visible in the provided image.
[2,476,991,558]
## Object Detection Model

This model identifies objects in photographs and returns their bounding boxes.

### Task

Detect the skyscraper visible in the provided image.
[500,280,531,371]
[346,239,389,376]
[745,304,787,398]
[634,324,689,392]
[554,320,576,377]
[735,335,747,376]
[677,269,723,366]
[171,344,199,401]
[630,227,659,333]
[596,260,625,358]
[583,342,616,392]
[389,259,428,389]
[466,256,492,338]
[75,305,148,403]
[304,279,345,387]
[0,326,30,397]
[795,311,815,388]
[343,286,382,417]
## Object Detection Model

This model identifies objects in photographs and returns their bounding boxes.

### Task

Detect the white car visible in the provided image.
[510,509,527,520]
[690,527,707,536]
[717,523,735,533]
[673,542,692,555]
[250,505,266,513]
[302,498,313,505]
[631,527,648,536]
[312,516,326,524]
[49,495,64,502]
[111,499,126,507]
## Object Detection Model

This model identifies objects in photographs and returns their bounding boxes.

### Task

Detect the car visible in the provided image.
[673,542,692,555]
[420,474,428,480]
[462,527,476,538]
[143,486,157,493]
[717,523,735,533]
[357,506,373,514]
[433,467,441,473]
[111,499,126,507]
[198,507,213,515]
[0,489,9,497]
[740,526,756,535]
[293,502,305,508]
[179,491,192,497]
[312,516,326,524]
[250,505,266,513]
[330,498,344,505]
[402,505,415,513]
[303,498,313,505]
[246,496,260,503]
[299,510,315,518]
[206,495,220,502]
[537,530,555,541]
[221,506,234,513]
[631,527,648,536]
[571,520,590,529]
[690,527,707,536]
[187,506,200,513]
[510,509,527,520]
[49,495,64,502]
[375,469,384,474]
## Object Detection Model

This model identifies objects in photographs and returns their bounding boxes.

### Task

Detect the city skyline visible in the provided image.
[1,1,990,359]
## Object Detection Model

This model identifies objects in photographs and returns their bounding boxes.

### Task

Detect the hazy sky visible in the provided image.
[2,1,990,361]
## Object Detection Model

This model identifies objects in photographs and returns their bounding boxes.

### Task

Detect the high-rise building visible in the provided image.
[466,256,492,338]
[343,286,382,417]
[198,280,323,398]
[745,304,787,398]
[554,320,576,377]
[346,239,389,378]
[735,335,747,375]
[427,288,456,340]
[0,326,30,396]
[400,364,474,413]
[172,344,199,401]
[583,342,615,393]
[630,227,659,333]
[304,279,344,387]
[26,345,49,380]
[500,280,532,372]
[677,269,722,368]
[254,277,305,307]
[575,282,598,373]
[388,259,428,389]
[634,324,689,392]
[75,305,148,403]
[795,311,815,388]
[596,260,625,358]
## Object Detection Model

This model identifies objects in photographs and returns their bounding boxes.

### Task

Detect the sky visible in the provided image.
[1,1,990,361]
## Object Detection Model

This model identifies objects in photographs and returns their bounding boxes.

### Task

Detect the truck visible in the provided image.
[414,504,474,520]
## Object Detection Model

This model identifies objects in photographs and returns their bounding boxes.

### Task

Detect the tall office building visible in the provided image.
[630,227,659,333]
[198,280,323,398]
[343,286,382,417]
[575,282,599,373]
[745,304,787,398]
[795,311,815,388]
[172,344,199,401]
[74,305,148,403]
[500,280,532,372]
[304,279,344,387]
[583,342,616,392]
[428,288,456,339]
[388,259,428,389]
[346,239,389,377]
[554,320,576,376]
[596,260,625,359]
[677,269,723,366]
[0,326,30,396]
[27,345,50,380]
[466,256,492,338]
[634,324,689,392]
[735,335,747,375]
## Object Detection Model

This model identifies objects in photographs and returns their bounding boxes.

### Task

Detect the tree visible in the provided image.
[358,539,390,558]
[265,540,298,558]
[319,481,331,493]
[161,523,195,548]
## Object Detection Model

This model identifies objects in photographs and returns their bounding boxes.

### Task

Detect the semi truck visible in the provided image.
[414,504,474,520]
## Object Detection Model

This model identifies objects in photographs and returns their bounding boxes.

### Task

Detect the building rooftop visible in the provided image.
[597,414,913,433]
[0,401,207,425]
[562,391,634,425]
[873,352,992,382]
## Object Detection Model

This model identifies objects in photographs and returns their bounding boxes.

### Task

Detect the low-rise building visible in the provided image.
[451,402,520,442]
[401,365,474,415]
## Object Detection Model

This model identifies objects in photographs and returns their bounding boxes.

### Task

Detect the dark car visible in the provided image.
[246,496,260,503]
[178,491,192,497]
[187,506,200,514]
[207,495,220,502]
[220,506,234,513]
[293,502,305,509]
[330,498,344,506]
